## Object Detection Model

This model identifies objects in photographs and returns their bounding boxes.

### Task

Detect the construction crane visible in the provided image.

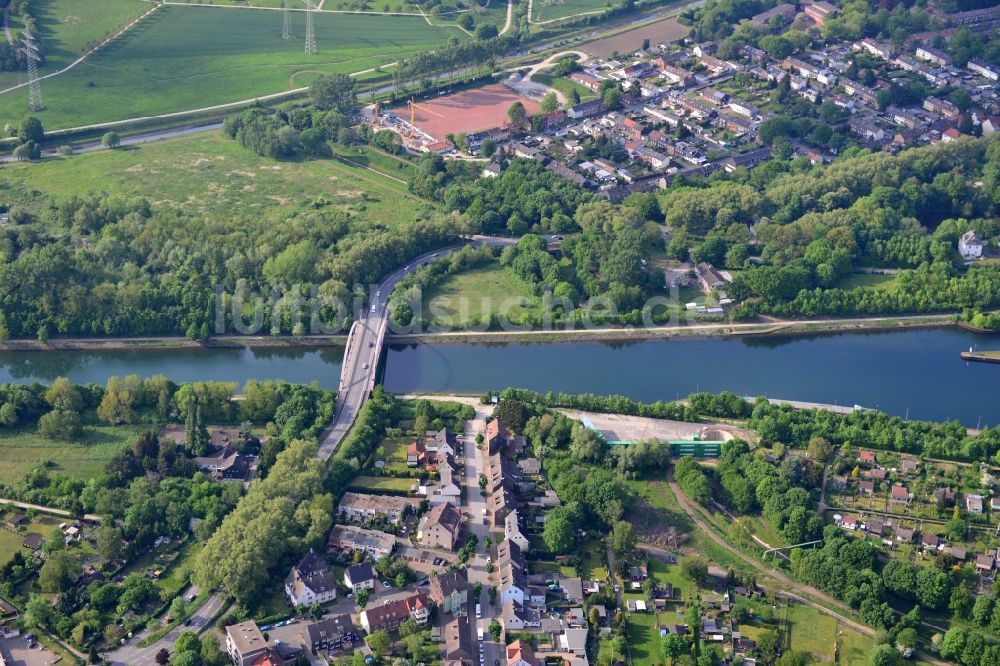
[407,97,446,139]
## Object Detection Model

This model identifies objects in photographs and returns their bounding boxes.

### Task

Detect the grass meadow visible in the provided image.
[531,0,612,22]
[0,4,465,129]
[422,263,540,326]
[0,422,146,485]
[0,131,434,227]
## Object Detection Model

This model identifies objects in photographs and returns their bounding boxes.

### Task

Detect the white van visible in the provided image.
[476,603,482,619]
[477,627,484,641]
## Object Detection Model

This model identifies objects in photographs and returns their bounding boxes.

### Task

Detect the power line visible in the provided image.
[21,30,43,112]
[282,0,293,39]
[305,0,317,55]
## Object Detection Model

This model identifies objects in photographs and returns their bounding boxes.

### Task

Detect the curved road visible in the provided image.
[317,236,515,459]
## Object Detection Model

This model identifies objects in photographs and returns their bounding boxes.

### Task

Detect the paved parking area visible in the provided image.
[0,636,62,666]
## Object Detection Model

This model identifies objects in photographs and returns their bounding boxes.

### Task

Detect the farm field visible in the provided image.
[0,0,147,90]
[422,263,540,326]
[0,422,145,485]
[0,131,433,227]
[582,15,686,56]
[531,0,612,22]
[0,4,465,130]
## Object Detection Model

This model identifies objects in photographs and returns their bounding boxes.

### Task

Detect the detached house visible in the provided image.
[344,563,377,593]
[285,549,337,606]
[359,592,430,633]
[959,231,985,260]
[486,419,510,454]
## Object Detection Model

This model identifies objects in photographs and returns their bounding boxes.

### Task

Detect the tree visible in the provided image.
[569,88,581,105]
[507,101,527,127]
[155,649,170,665]
[102,131,121,149]
[680,556,707,584]
[757,630,780,665]
[169,596,187,621]
[311,73,357,112]
[542,504,578,553]
[540,92,559,114]
[915,566,950,609]
[19,116,43,143]
[367,630,390,657]
[38,551,82,593]
[609,520,636,556]
[355,588,369,609]
[895,628,917,658]
[661,633,688,662]
[807,436,832,462]
[603,86,622,110]
[489,619,502,641]
[95,524,124,562]
[870,645,899,666]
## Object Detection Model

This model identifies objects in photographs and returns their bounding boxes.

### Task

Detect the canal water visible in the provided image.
[0,327,997,425]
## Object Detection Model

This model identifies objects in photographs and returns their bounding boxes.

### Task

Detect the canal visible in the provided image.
[0,327,997,426]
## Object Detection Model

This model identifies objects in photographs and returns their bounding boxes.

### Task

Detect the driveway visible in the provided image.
[0,636,62,666]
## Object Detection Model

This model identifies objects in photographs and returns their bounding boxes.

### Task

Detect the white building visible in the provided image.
[958,230,985,260]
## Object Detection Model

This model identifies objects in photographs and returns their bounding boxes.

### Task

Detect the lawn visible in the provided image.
[531,0,613,22]
[371,435,415,475]
[531,72,598,102]
[0,514,62,563]
[783,601,874,666]
[0,4,465,129]
[0,131,431,227]
[0,0,147,91]
[837,273,900,292]
[348,475,416,493]
[0,422,146,485]
[625,609,662,666]
[422,262,540,327]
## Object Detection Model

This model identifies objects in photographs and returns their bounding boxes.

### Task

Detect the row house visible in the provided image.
[699,54,730,75]
[337,492,418,524]
[803,0,838,24]
[923,96,960,119]
[859,38,893,60]
[643,105,682,127]
[783,56,820,78]
[659,63,694,86]
[328,524,395,559]
[750,3,797,25]
[728,98,758,118]
[885,106,921,129]
[840,79,879,107]
[568,71,603,91]
[968,58,1000,81]
[359,592,430,633]
[915,46,951,67]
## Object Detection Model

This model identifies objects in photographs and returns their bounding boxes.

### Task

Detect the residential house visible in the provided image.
[518,458,541,476]
[923,96,960,119]
[505,510,531,550]
[307,614,359,655]
[569,72,602,91]
[429,569,470,615]
[507,640,536,666]
[338,492,417,524]
[896,526,916,543]
[559,628,589,657]
[226,621,268,666]
[840,515,859,530]
[867,519,885,537]
[975,554,995,573]
[859,480,875,494]
[695,262,726,293]
[502,599,541,631]
[916,46,950,67]
[803,0,838,24]
[567,99,606,120]
[426,428,456,456]
[959,231,985,260]
[359,592,430,633]
[899,459,919,475]
[418,502,462,550]
[859,450,877,465]
[407,441,428,467]
[750,3,796,25]
[966,494,985,514]
[948,546,967,561]
[4,513,27,529]
[285,549,337,606]
[343,563,377,593]
[328,525,395,559]
[444,617,475,663]
[890,485,910,505]
[922,533,942,550]
[486,419,510,454]
[968,58,1000,81]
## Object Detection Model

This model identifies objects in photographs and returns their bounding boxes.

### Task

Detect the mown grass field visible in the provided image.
[423,263,540,326]
[0,4,465,129]
[349,475,415,492]
[532,0,612,22]
[0,423,145,485]
[0,131,433,227]
[0,513,62,563]
[837,272,901,292]
[531,72,598,101]
[0,0,147,90]
[783,602,874,666]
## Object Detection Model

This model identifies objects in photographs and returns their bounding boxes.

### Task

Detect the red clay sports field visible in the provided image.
[390,84,541,140]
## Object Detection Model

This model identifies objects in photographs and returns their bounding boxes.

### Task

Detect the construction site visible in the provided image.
[377,83,542,151]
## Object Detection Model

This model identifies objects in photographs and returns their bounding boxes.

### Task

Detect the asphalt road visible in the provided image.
[317,237,515,459]
[108,588,228,666]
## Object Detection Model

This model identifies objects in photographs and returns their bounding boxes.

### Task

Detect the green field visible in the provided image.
[625,607,662,666]
[0,4,465,129]
[531,0,612,22]
[0,514,62,563]
[0,0,147,90]
[0,423,146,485]
[422,263,540,326]
[348,475,416,492]
[783,602,874,665]
[836,273,901,292]
[531,72,598,102]
[0,131,432,226]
